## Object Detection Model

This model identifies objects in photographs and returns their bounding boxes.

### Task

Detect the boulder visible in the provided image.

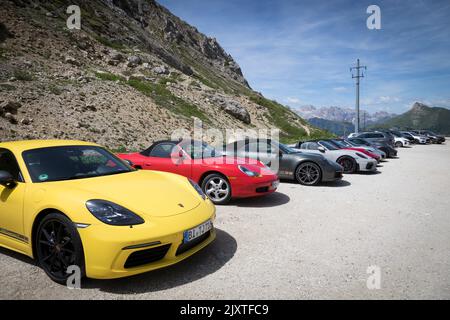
[0,101,21,115]
[127,55,142,67]
[152,65,169,75]
[64,56,81,66]
[4,112,17,124]
[211,96,251,124]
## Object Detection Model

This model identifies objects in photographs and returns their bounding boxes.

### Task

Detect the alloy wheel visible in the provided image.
[37,219,77,282]
[296,163,321,185]
[205,177,230,202]
[338,158,356,173]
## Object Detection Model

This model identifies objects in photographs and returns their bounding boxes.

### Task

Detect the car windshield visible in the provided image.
[181,141,224,159]
[319,140,340,150]
[22,146,133,183]
[332,139,351,148]
[350,138,370,146]
[278,142,298,154]
[391,131,403,137]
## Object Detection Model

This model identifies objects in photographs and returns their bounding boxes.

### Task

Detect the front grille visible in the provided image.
[256,186,269,193]
[176,230,211,256]
[366,163,374,170]
[335,172,343,178]
[124,244,171,268]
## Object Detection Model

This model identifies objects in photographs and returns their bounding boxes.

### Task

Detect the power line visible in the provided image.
[350,59,367,134]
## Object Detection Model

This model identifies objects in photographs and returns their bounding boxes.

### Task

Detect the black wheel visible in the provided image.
[337,156,357,173]
[395,141,403,148]
[295,162,322,186]
[36,213,85,284]
[201,173,232,205]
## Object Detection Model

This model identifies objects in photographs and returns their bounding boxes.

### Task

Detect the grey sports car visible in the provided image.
[225,138,344,186]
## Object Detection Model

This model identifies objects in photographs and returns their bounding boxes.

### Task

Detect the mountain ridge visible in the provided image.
[372,102,450,134]
[0,0,330,150]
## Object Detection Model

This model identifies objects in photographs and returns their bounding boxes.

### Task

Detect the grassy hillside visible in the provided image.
[372,102,450,135]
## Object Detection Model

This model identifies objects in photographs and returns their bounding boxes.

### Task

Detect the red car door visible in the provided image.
[145,142,192,178]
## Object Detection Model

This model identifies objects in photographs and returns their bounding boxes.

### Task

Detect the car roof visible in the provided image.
[0,140,99,153]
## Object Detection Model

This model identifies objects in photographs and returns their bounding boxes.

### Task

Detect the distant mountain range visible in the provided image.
[307,118,354,137]
[371,102,450,135]
[293,105,396,135]
[294,105,396,124]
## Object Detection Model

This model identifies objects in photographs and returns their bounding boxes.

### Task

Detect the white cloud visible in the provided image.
[285,97,301,105]
[333,86,349,92]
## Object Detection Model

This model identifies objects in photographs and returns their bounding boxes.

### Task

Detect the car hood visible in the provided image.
[40,170,201,218]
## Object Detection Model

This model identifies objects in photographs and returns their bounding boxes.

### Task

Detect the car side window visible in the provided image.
[374,133,384,138]
[0,148,23,182]
[308,142,320,150]
[149,143,175,158]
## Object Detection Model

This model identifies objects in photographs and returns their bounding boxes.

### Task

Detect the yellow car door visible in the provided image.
[0,148,27,252]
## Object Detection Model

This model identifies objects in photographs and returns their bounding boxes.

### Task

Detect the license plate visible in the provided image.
[183,220,213,243]
[271,180,280,189]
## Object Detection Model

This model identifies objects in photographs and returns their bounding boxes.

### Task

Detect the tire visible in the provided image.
[295,162,322,186]
[35,212,85,284]
[395,141,403,148]
[337,156,357,174]
[201,173,232,205]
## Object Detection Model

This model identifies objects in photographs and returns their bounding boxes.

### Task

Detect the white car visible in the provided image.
[401,131,429,144]
[294,140,378,174]
[332,139,386,160]
[393,136,410,148]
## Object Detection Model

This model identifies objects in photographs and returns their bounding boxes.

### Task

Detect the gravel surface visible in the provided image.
[1,143,449,299]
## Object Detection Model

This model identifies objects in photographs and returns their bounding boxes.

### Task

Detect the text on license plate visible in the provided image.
[183,220,213,243]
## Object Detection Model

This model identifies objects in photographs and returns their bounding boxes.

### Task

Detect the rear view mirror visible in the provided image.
[318,147,326,153]
[0,170,17,188]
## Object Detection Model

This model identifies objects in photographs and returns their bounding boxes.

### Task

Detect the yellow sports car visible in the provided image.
[0,140,216,283]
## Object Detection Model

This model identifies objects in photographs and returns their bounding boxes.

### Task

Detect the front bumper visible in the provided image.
[229,174,279,198]
[322,161,344,182]
[78,201,216,279]
[356,158,377,172]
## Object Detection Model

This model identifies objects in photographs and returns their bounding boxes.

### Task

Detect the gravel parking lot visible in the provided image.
[1,142,449,299]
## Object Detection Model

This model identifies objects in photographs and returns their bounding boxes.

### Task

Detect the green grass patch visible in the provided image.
[94,35,126,50]
[48,83,63,95]
[127,79,209,123]
[95,71,126,82]
[95,71,209,123]
[13,69,33,81]
[0,83,16,91]
[249,95,309,142]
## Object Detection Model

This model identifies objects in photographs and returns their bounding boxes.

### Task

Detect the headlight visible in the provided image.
[86,200,144,226]
[188,179,206,200]
[355,152,368,159]
[238,165,259,177]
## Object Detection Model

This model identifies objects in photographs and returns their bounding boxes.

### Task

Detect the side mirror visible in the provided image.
[0,171,17,188]
[278,150,283,157]
[318,147,326,153]
[123,159,134,167]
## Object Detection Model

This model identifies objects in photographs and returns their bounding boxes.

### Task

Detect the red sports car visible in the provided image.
[117,140,280,204]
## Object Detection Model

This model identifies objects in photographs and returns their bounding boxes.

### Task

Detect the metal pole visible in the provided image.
[351,59,366,134]
[355,59,360,133]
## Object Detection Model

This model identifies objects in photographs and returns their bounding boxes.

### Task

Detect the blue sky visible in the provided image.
[158,0,450,114]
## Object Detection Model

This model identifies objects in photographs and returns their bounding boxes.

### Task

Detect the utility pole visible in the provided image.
[350,59,367,134]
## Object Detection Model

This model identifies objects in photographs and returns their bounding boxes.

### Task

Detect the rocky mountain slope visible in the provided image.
[0,0,329,150]
[372,102,450,134]
[294,105,396,125]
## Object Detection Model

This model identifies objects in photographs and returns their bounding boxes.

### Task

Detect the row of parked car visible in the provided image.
[0,130,445,282]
